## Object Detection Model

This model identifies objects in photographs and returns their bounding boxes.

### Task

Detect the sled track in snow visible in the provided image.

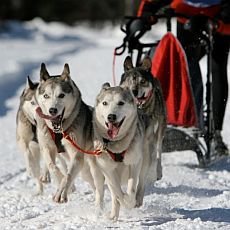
[0,168,26,186]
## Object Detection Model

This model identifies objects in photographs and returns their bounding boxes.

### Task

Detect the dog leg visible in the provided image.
[125,163,142,209]
[100,167,129,210]
[88,157,105,209]
[40,165,51,183]
[108,187,120,221]
[28,141,43,195]
[53,153,83,203]
[57,152,76,193]
[136,143,151,207]
[36,122,63,186]
[156,126,164,180]
[41,146,64,186]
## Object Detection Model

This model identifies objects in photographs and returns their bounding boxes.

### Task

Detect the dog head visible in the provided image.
[120,56,155,107]
[36,63,80,131]
[20,76,39,124]
[95,83,137,140]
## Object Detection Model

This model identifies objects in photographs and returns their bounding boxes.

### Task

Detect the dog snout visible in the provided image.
[49,107,58,116]
[107,114,117,123]
[132,89,138,97]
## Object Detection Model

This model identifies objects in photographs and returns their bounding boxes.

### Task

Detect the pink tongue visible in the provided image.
[107,123,119,139]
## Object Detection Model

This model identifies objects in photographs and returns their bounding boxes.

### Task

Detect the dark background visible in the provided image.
[0,0,140,25]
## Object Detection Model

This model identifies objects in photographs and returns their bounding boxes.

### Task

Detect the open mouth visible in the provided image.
[36,107,65,132]
[51,109,65,133]
[136,90,153,107]
[136,92,147,106]
[105,117,125,139]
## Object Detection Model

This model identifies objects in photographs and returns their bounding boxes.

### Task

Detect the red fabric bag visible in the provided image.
[151,32,198,127]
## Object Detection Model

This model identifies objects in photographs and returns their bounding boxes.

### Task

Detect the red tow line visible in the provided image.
[61,130,102,156]
[112,49,117,86]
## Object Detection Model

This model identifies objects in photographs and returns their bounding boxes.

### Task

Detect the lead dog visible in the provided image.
[35,63,104,206]
[93,83,145,220]
[16,76,49,194]
[120,56,167,206]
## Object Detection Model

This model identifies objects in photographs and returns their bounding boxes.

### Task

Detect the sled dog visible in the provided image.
[93,83,145,220]
[120,56,167,205]
[35,63,104,205]
[16,76,49,194]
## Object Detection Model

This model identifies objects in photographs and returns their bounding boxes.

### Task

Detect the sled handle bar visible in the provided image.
[115,10,215,56]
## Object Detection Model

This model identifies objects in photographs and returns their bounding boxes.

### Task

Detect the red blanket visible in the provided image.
[151,32,198,127]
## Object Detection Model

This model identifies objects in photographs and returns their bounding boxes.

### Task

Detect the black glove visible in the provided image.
[184,15,211,34]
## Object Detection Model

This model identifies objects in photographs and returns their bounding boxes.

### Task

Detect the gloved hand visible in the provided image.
[184,15,211,34]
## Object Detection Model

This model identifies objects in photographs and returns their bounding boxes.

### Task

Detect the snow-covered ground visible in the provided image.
[0,18,230,229]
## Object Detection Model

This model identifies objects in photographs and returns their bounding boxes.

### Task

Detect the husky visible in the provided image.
[93,83,146,220]
[16,76,50,194]
[35,63,104,206]
[120,56,167,206]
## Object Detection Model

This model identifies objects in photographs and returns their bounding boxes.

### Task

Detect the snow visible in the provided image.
[0,18,230,229]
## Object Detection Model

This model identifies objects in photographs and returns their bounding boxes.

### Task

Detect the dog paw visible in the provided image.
[123,193,136,209]
[53,189,68,203]
[107,212,118,222]
[94,140,104,151]
[39,173,51,183]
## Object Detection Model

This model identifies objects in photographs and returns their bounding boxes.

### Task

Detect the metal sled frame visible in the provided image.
[114,12,216,167]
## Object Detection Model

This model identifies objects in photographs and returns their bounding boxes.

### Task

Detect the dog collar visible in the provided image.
[102,138,127,162]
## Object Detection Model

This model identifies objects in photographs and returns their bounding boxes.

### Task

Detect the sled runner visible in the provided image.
[114,9,220,167]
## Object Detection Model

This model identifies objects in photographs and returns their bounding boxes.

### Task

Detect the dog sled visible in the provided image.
[114,9,222,167]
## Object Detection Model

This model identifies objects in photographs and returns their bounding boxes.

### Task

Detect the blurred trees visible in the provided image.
[0,0,140,24]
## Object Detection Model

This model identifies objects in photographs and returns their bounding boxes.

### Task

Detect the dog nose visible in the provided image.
[107,114,117,123]
[132,89,138,97]
[49,107,58,116]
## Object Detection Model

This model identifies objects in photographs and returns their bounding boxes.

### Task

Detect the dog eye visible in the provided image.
[118,101,124,106]
[102,101,108,106]
[140,79,146,84]
[58,93,65,98]
[31,101,35,105]
[44,94,49,99]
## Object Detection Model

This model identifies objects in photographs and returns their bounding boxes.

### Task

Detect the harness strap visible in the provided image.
[62,130,102,156]
[47,128,65,153]
[102,138,127,162]
[107,149,127,162]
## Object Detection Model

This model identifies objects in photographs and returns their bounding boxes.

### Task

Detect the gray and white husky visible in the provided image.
[35,63,104,206]
[16,76,49,194]
[120,56,167,205]
[93,83,146,220]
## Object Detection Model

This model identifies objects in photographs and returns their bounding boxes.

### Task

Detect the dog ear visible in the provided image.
[141,56,152,72]
[102,82,110,90]
[124,56,133,72]
[61,63,70,81]
[26,76,37,90]
[40,63,50,81]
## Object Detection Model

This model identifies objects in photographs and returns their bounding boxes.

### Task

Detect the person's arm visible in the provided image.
[137,0,172,17]
[215,0,230,35]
